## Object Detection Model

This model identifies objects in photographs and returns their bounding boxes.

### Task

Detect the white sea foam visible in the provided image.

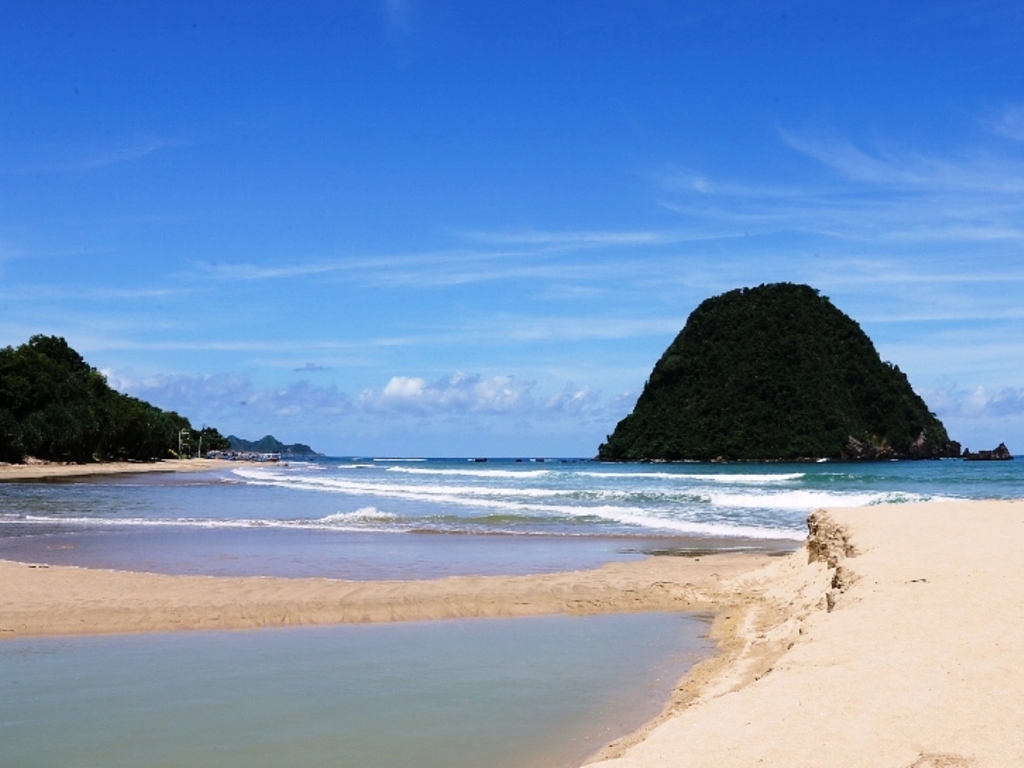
[578,471,805,484]
[231,468,566,500]
[385,466,553,479]
[319,507,399,524]
[703,489,937,511]
[3,509,406,534]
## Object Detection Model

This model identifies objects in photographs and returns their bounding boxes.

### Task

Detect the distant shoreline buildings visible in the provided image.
[205,449,281,462]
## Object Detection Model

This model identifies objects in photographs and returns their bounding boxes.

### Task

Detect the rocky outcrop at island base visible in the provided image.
[843,433,961,460]
[962,442,1014,461]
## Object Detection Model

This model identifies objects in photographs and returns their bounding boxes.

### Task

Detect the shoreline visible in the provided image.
[0,458,243,482]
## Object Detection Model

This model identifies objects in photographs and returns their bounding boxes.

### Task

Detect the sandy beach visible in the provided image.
[3,460,1023,765]
[0,553,768,637]
[0,457,241,481]
[587,499,1024,767]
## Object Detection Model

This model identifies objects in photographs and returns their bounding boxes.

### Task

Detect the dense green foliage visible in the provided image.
[0,335,229,464]
[598,284,957,461]
[227,434,319,456]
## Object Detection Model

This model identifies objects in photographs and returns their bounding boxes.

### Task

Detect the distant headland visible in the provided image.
[0,335,230,464]
[224,434,322,459]
[599,283,967,462]
[0,335,329,467]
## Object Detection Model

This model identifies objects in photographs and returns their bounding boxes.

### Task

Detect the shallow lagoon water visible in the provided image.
[1,613,708,768]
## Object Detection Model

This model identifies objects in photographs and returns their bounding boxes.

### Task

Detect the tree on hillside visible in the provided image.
[0,335,229,463]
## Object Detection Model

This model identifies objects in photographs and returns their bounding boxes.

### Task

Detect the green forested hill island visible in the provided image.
[0,335,230,464]
[599,283,961,462]
[226,434,321,458]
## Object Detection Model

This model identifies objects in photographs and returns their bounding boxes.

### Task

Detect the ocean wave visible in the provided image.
[230,467,849,512]
[319,507,400,524]
[230,468,571,501]
[577,471,805,484]
[214,464,965,540]
[228,466,946,516]
[385,466,553,479]
[0,511,407,534]
[702,488,954,511]
[0,509,800,539]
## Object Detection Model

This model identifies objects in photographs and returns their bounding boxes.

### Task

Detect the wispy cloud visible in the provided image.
[462,229,690,247]
[989,104,1024,142]
[383,0,413,37]
[189,260,354,282]
[189,246,636,289]
[96,338,377,353]
[0,284,187,302]
[780,129,1024,193]
[656,126,1024,262]
[23,136,185,174]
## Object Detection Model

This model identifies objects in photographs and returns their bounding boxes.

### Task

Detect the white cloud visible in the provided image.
[543,385,600,415]
[358,372,532,415]
[927,385,1024,419]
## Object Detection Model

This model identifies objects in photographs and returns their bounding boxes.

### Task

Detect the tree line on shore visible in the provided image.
[0,335,229,464]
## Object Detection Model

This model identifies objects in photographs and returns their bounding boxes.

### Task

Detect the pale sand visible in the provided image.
[586,499,1024,768]
[0,457,241,481]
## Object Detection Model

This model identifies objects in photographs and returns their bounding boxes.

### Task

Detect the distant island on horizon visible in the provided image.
[226,434,322,458]
[599,283,966,463]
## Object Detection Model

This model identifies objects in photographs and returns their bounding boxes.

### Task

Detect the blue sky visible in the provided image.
[2,1,1023,457]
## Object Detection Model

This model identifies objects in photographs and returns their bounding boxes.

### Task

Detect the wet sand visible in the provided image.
[0,552,769,637]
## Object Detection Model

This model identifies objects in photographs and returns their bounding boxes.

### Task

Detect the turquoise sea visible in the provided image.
[2,457,1022,766]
